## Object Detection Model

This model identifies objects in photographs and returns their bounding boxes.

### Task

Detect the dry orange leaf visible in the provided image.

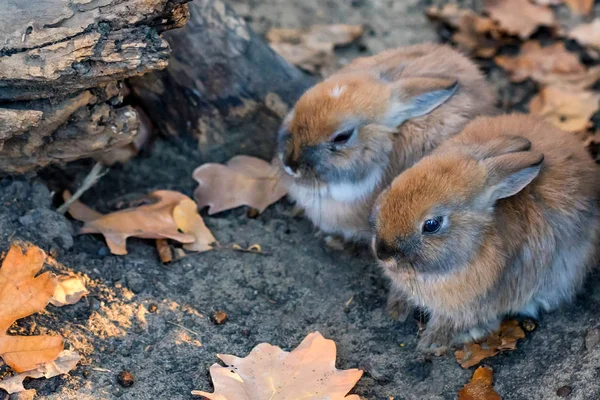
[156,239,173,263]
[484,0,555,39]
[569,19,600,50]
[565,0,594,15]
[0,349,80,394]
[0,244,63,373]
[64,190,198,255]
[267,24,363,74]
[192,331,363,400]
[173,198,217,252]
[458,366,501,400]
[529,86,600,132]
[193,155,289,215]
[455,320,525,369]
[50,275,88,307]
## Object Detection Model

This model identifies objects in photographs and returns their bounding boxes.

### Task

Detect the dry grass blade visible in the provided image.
[193,331,362,399]
[458,366,501,400]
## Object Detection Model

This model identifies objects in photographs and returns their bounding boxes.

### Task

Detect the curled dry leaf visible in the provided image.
[0,350,81,394]
[484,0,555,39]
[193,331,363,400]
[455,320,525,369]
[426,4,503,58]
[267,24,363,74]
[63,190,197,255]
[50,275,88,307]
[173,198,217,252]
[458,366,501,400]
[529,86,600,132]
[193,156,289,215]
[569,19,600,50]
[0,244,63,373]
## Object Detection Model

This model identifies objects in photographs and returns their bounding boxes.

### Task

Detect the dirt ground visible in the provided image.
[1,0,600,399]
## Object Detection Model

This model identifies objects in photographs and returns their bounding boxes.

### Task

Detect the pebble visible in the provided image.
[556,385,572,397]
[521,318,537,332]
[117,370,135,388]
[148,303,158,313]
[585,328,600,351]
[211,311,228,325]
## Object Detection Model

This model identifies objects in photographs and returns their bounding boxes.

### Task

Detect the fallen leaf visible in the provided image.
[173,198,217,252]
[569,19,600,50]
[193,331,362,399]
[156,239,173,263]
[50,275,88,307]
[0,350,80,394]
[0,244,63,373]
[267,24,363,74]
[529,86,600,132]
[484,0,555,39]
[455,320,525,368]
[565,0,594,15]
[458,366,501,400]
[193,156,289,215]
[426,4,504,57]
[64,190,197,255]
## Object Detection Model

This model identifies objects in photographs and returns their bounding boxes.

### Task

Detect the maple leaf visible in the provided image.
[458,366,501,400]
[529,86,600,132]
[484,0,555,39]
[64,190,199,255]
[0,350,80,394]
[0,244,63,373]
[455,320,525,369]
[193,156,289,215]
[193,332,363,400]
[267,25,363,75]
[50,275,88,307]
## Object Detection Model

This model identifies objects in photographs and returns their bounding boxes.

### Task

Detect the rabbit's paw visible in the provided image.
[417,325,454,356]
[386,289,414,322]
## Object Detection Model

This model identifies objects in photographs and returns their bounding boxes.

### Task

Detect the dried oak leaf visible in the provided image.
[569,19,600,50]
[64,190,197,255]
[458,366,501,400]
[455,320,525,368]
[529,86,600,132]
[565,0,594,15]
[173,198,217,252]
[426,4,503,58]
[0,244,63,373]
[0,350,80,394]
[50,275,88,307]
[267,24,363,74]
[484,0,555,39]
[193,156,289,215]
[192,331,363,400]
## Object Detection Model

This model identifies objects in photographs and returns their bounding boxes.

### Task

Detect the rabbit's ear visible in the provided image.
[481,151,544,202]
[383,77,458,127]
[473,135,532,160]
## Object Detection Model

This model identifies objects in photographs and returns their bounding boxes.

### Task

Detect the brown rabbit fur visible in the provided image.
[373,114,600,352]
[275,43,496,241]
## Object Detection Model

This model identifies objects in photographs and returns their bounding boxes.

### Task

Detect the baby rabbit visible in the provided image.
[276,43,496,242]
[372,114,600,352]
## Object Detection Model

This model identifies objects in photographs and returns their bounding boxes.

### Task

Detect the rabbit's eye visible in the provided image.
[422,217,443,234]
[331,129,354,144]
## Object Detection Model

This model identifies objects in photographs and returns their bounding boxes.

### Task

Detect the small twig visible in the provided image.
[57,162,108,214]
[166,320,201,337]
[91,367,112,373]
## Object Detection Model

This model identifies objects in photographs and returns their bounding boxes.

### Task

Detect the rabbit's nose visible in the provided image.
[374,240,396,261]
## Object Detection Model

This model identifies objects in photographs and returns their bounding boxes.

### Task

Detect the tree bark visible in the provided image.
[0,0,189,174]
[129,0,314,160]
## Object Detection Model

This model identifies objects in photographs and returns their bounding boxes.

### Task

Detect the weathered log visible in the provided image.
[0,0,189,174]
[129,0,314,160]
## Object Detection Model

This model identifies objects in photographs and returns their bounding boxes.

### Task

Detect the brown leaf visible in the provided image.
[0,244,63,373]
[64,190,196,255]
[484,0,555,39]
[193,156,289,215]
[529,86,600,132]
[569,19,600,50]
[495,41,585,83]
[193,331,362,399]
[156,239,173,263]
[455,320,525,368]
[0,350,80,394]
[565,0,594,15]
[426,4,503,57]
[50,275,88,307]
[267,24,363,74]
[458,366,502,400]
[173,198,217,252]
